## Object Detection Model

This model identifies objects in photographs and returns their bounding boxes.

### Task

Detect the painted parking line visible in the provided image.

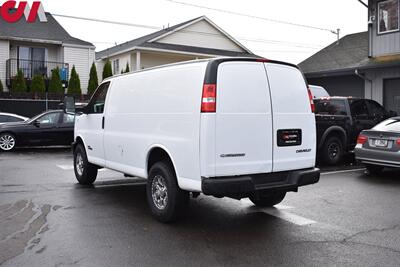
[262,208,316,226]
[321,168,365,176]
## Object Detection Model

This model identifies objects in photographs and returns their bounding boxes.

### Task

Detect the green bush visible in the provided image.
[102,60,112,80]
[48,67,64,94]
[125,62,130,73]
[0,79,3,92]
[87,62,98,96]
[67,65,81,95]
[30,75,45,93]
[11,69,27,92]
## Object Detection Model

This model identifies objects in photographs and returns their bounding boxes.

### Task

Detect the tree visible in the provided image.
[11,69,27,92]
[125,62,130,73]
[0,79,3,93]
[102,60,112,80]
[30,75,45,93]
[48,67,64,94]
[67,65,81,95]
[87,62,98,96]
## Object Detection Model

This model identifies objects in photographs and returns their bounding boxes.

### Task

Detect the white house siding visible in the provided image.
[157,20,245,52]
[0,40,10,88]
[63,46,95,93]
[364,66,400,104]
[109,53,130,75]
[136,51,201,70]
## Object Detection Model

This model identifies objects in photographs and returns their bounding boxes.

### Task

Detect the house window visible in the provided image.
[113,59,120,75]
[17,46,47,78]
[378,0,399,34]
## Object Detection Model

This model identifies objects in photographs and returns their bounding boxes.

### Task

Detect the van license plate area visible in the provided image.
[277,129,302,147]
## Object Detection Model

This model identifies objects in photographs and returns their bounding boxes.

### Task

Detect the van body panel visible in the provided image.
[101,62,208,191]
[214,62,273,176]
[264,63,316,171]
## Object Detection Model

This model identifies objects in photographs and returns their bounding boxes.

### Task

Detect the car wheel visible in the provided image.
[321,136,343,165]
[73,144,98,185]
[0,133,16,151]
[365,164,384,175]
[147,161,189,223]
[249,192,286,207]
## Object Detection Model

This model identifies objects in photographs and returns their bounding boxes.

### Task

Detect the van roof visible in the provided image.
[102,57,299,83]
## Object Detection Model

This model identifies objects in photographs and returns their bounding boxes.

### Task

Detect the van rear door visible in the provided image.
[264,63,316,171]
[214,61,273,176]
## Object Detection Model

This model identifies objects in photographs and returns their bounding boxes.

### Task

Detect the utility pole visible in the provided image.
[331,28,340,44]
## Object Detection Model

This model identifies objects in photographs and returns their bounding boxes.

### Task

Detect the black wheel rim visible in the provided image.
[328,142,340,160]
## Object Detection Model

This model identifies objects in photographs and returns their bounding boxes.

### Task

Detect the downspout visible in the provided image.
[355,69,373,99]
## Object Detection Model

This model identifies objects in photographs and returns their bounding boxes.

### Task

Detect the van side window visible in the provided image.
[88,82,110,114]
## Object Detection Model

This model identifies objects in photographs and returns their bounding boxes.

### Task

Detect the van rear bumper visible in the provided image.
[201,168,320,197]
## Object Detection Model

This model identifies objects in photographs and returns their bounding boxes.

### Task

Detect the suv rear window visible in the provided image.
[373,118,400,132]
[315,99,347,115]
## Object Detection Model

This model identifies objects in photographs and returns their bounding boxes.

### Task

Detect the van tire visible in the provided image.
[249,192,286,207]
[73,144,98,185]
[321,136,343,165]
[147,162,189,223]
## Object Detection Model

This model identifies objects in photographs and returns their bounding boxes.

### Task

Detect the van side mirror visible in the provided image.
[63,96,75,114]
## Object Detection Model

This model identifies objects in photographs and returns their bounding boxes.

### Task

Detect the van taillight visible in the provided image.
[357,135,368,145]
[201,84,216,113]
[307,88,315,113]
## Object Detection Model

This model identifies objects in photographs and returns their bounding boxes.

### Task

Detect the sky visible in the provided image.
[40,0,368,64]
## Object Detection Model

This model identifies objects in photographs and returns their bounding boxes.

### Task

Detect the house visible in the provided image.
[95,16,255,76]
[0,10,95,92]
[299,0,400,114]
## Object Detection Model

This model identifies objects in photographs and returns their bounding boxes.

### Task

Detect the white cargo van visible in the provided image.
[66,58,320,222]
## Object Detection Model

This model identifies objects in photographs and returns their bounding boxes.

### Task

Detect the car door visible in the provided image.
[29,112,62,145]
[56,113,75,145]
[81,82,110,166]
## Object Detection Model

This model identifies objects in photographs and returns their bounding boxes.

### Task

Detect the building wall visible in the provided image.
[0,40,9,88]
[364,66,400,104]
[369,0,400,57]
[138,51,201,70]
[63,46,95,93]
[307,75,365,97]
[156,20,245,52]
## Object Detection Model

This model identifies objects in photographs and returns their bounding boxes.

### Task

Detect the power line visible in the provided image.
[164,0,338,34]
[52,13,324,49]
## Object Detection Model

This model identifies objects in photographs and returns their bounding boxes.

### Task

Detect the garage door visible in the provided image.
[384,78,400,114]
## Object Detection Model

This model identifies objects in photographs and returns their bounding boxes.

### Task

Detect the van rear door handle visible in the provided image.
[102,117,105,129]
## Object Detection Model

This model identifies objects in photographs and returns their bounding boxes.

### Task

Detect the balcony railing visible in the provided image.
[6,58,69,88]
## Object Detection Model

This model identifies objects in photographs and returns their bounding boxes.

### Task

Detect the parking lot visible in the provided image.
[1,148,400,266]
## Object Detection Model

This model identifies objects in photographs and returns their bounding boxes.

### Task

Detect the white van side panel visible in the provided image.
[264,63,316,171]
[103,62,208,191]
[212,62,273,177]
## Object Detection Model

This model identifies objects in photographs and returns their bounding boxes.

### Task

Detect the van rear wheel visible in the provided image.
[73,144,98,185]
[147,162,189,223]
[249,192,286,207]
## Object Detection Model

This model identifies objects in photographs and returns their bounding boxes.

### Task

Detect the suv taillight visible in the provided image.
[357,135,368,145]
[396,139,400,146]
[307,88,315,113]
[201,84,216,113]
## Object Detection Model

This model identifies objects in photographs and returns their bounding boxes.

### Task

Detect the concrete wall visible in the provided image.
[307,75,365,98]
[369,0,400,57]
[0,40,9,89]
[63,46,95,93]
[157,20,245,52]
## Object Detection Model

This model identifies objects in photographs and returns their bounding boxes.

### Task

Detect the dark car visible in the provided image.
[355,117,400,174]
[0,110,74,151]
[0,112,28,124]
[314,97,395,165]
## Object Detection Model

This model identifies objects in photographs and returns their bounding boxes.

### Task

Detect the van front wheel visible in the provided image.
[147,162,189,223]
[73,144,98,185]
[249,192,286,207]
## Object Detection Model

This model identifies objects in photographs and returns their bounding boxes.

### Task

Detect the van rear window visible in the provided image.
[315,99,347,115]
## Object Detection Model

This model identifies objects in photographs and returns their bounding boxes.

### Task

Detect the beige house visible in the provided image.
[95,16,255,76]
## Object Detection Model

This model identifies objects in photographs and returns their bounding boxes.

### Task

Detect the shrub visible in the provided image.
[87,62,98,96]
[102,60,112,80]
[31,75,45,93]
[48,67,64,94]
[11,69,27,92]
[125,62,130,73]
[67,65,81,95]
[0,79,3,92]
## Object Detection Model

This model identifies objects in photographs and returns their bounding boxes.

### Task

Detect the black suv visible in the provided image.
[314,97,395,165]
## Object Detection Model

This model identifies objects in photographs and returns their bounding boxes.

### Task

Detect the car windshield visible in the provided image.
[373,118,400,132]
[314,99,347,115]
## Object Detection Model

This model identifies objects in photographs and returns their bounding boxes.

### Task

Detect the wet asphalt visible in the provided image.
[1,148,400,266]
